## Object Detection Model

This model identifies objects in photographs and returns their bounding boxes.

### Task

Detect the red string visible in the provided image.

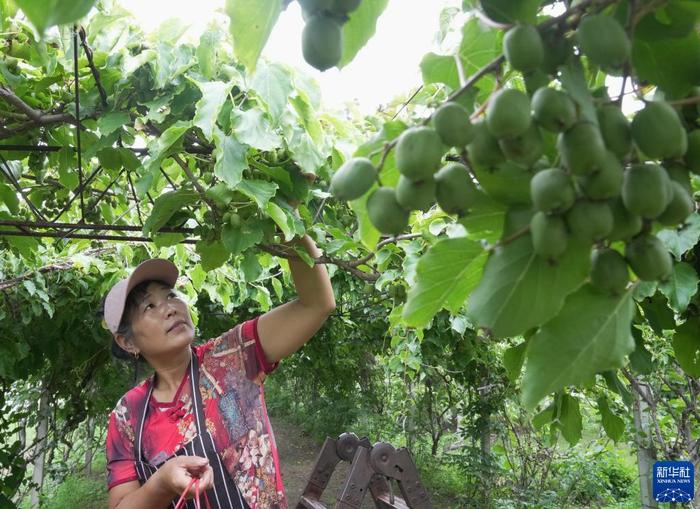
[172,477,213,509]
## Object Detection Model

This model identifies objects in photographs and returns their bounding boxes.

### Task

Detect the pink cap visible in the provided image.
[103,259,179,335]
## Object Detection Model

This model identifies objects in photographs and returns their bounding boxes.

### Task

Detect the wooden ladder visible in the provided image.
[295,433,433,509]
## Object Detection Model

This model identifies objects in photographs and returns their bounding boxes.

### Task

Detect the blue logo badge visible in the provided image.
[653,461,694,503]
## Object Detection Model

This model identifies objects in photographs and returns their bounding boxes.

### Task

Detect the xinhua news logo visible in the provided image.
[653,460,694,504]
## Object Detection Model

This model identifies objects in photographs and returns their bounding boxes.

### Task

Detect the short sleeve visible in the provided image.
[106,402,138,490]
[244,314,279,375]
[204,315,279,384]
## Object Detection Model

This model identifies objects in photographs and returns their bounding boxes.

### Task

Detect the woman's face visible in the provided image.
[125,281,195,361]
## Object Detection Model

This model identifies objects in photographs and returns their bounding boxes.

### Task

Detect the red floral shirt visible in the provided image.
[106,316,287,508]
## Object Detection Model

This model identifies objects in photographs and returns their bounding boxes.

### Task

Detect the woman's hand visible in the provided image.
[154,456,214,499]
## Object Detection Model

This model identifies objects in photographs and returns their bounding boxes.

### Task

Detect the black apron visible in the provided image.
[134,348,251,509]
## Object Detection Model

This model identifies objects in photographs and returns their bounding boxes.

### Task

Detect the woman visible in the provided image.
[102,235,336,509]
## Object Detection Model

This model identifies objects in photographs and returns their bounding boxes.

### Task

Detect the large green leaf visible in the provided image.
[659,262,698,313]
[0,183,18,214]
[221,219,264,255]
[402,237,487,328]
[597,397,625,442]
[149,120,192,160]
[16,0,97,33]
[251,61,292,122]
[339,0,389,68]
[265,201,293,241]
[213,129,247,188]
[560,61,597,124]
[225,0,282,73]
[97,112,131,136]
[420,53,460,90]
[286,127,325,175]
[657,213,700,260]
[237,178,278,209]
[349,184,380,251]
[503,340,527,382]
[521,284,636,411]
[672,318,700,377]
[468,234,590,339]
[458,191,507,243]
[193,81,234,141]
[632,11,700,97]
[458,17,501,76]
[232,109,282,150]
[196,239,230,271]
[197,29,221,80]
[478,0,541,23]
[639,294,676,334]
[143,189,199,235]
[557,394,582,446]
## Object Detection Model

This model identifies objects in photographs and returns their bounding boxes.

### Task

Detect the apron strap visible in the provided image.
[135,347,205,462]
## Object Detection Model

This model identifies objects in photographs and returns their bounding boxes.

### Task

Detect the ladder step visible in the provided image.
[375,493,410,509]
[298,496,329,509]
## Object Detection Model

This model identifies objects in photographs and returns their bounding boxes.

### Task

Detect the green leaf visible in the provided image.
[672,318,700,377]
[143,189,199,235]
[193,81,234,141]
[420,53,460,90]
[149,120,192,160]
[265,201,293,241]
[271,276,283,300]
[602,370,633,408]
[152,17,190,44]
[339,0,389,68]
[659,262,698,313]
[237,179,278,209]
[597,397,625,442]
[0,183,19,214]
[196,239,230,271]
[212,129,247,188]
[190,264,207,291]
[16,0,96,33]
[402,237,487,328]
[221,219,264,255]
[152,233,185,248]
[57,148,78,189]
[458,17,501,77]
[97,112,131,136]
[657,213,700,260]
[560,61,597,124]
[458,191,507,243]
[503,341,527,382]
[532,401,555,429]
[472,162,533,206]
[632,18,700,97]
[289,95,323,144]
[629,327,654,375]
[232,109,282,150]
[240,249,262,282]
[468,234,590,339]
[557,394,582,446]
[97,148,140,172]
[478,0,540,23]
[350,185,381,251]
[197,29,222,80]
[286,127,324,175]
[521,284,636,411]
[251,61,292,122]
[225,0,282,72]
[639,294,676,334]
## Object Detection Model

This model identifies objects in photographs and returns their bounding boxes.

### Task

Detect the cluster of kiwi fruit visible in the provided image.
[329,11,698,295]
[329,100,481,236]
[299,0,361,71]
